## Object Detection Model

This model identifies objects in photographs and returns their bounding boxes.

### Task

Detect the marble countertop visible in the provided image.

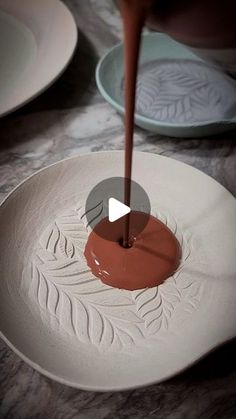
[1,1,236,418]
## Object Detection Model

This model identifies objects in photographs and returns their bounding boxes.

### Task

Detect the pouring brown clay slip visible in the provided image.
[84,0,181,291]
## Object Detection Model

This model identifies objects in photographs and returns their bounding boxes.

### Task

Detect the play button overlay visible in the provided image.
[83,177,150,242]
[108,198,131,222]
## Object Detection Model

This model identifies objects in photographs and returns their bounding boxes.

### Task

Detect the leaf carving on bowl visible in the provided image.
[135,59,236,124]
[21,206,203,351]
[131,211,202,335]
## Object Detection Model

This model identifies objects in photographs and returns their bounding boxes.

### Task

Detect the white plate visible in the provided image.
[0,0,77,117]
[0,151,236,391]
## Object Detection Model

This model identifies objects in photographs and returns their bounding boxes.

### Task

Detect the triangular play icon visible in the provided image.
[108,197,131,222]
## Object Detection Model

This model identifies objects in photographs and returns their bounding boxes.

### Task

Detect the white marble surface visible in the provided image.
[0,1,236,418]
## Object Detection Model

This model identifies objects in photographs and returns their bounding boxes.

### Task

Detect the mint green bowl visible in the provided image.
[96,33,236,138]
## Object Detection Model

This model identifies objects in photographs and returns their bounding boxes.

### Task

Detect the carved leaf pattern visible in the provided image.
[22,205,202,350]
[136,60,225,123]
[39,210,89,260]
[25,208,145,350]
[131,210,199,334]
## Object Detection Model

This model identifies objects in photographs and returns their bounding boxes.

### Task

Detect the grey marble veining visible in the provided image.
[0,0,236,418]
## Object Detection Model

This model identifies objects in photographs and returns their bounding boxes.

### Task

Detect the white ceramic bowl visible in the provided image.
[1,151,236,391]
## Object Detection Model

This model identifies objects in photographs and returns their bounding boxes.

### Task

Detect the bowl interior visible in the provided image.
[98,33,200,110]
[96,33,236,137]
[1,152,236,390]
